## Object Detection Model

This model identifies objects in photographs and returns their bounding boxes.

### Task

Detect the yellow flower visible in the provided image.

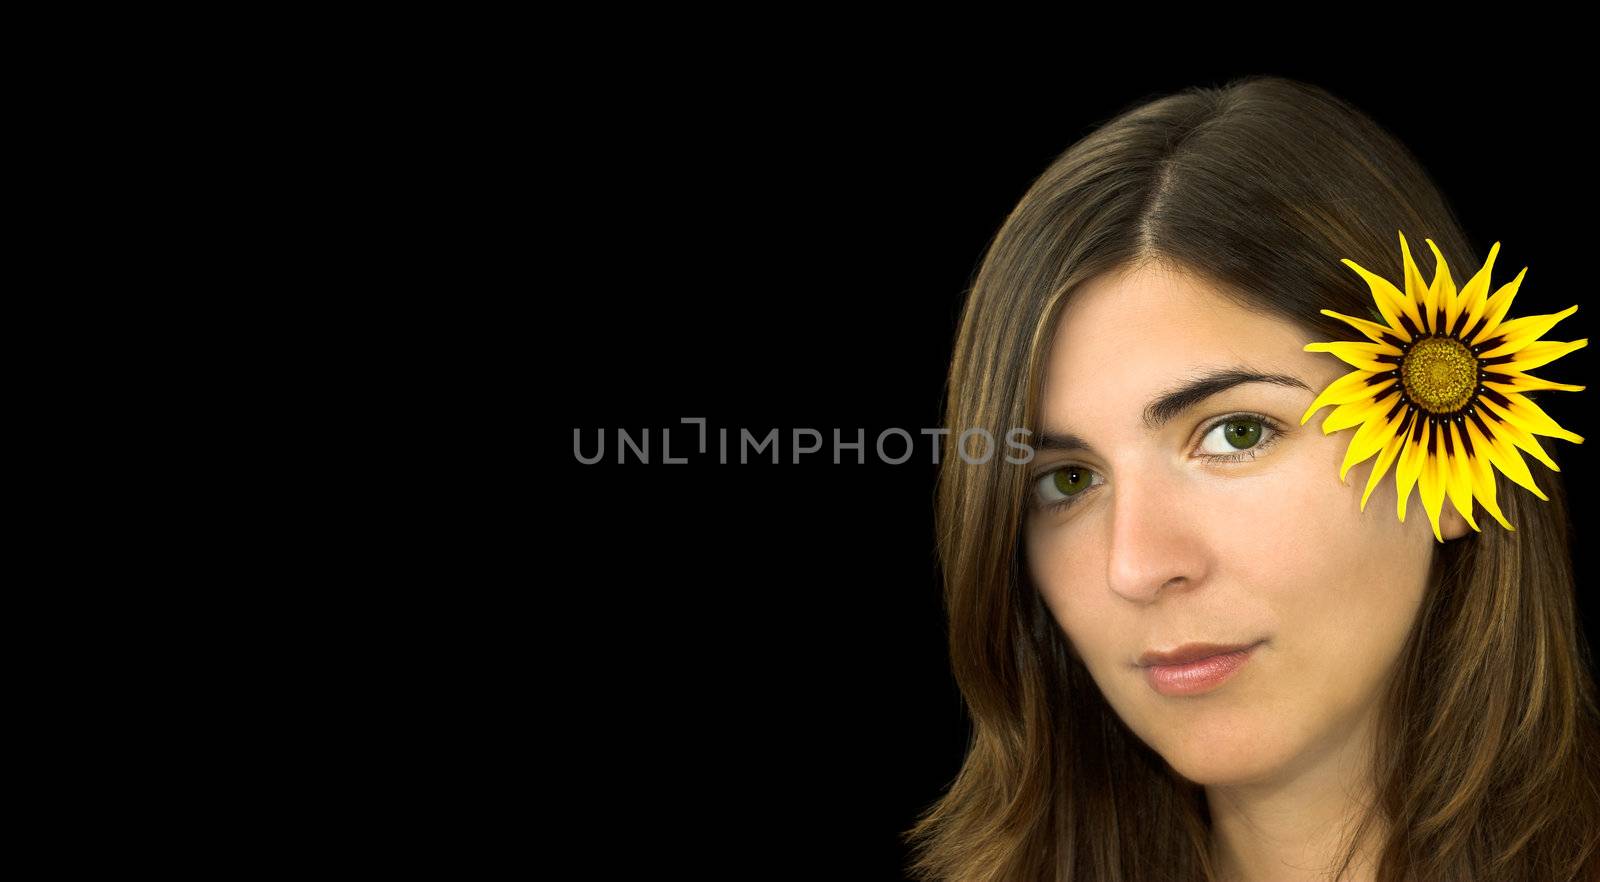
[1302,231,1586,542]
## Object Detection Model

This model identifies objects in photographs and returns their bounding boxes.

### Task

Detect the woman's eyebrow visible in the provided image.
[1038,367,1312,453]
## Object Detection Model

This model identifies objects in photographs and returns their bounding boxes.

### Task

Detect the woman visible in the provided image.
[904,75,1600,881]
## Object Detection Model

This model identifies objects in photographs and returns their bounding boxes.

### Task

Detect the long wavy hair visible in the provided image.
[904,75,1600,882]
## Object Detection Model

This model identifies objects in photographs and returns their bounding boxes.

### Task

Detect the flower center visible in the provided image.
[1400,336,1478,414]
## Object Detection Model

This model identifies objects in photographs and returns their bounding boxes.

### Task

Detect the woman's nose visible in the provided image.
[1103,466,1209,604]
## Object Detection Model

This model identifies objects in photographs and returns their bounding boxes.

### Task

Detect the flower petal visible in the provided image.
[1424,239,1462,338]
[1361,427,1408,513]
[1394,417,1428,523]
[1478,398,1565,472]
[1468,266,1530,345]
[1444,421,1479,532]
[1499,339,1589,373]
[1301,370,1392,426]
[1400,231,1435,333]
[1477,305,1579,358]
[1463,418,1514,530]
[1323,395,1388,434]
[1342,254,1418,339]
[1478,368,1585,393]
[1479,387,1586,444]
[1304,340,1400,373]
[1340,392,1402,480]
[1318,308,1406,346]
[1416,424,1449,542]
[1476,413,1551,501]
[1454,241,1501,340]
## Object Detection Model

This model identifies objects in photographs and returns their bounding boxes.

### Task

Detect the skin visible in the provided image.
[1023,261,1469,882]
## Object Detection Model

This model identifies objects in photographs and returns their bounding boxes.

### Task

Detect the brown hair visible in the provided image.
[905,75,1600,882]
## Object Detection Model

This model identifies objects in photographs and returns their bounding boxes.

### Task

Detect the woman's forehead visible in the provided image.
[1039,268,1337,422]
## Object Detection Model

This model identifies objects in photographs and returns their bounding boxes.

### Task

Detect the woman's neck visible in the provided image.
[1206,697,1385,882]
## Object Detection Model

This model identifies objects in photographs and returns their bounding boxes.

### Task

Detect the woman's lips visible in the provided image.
[1141,641,1262,697]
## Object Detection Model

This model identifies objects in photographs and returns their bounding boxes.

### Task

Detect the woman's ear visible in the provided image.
[1440,499,1473,541]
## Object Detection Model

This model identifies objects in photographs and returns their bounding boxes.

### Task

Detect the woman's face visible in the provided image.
[1024,262,1466,786]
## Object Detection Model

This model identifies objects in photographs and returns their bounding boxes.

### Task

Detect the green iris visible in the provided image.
[1222,419,1262,450]
[1052,467,1093,497]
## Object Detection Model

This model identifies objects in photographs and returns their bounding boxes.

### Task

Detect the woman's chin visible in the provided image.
[1163,750,1280,787]
[1142,720,1289,787]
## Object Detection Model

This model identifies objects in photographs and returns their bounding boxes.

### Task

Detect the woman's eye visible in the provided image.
[1197,415,1280,459]
[1029,414,1284,514]
[1032,465,1103,511]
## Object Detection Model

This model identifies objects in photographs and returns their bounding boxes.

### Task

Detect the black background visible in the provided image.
[543,57,1596,878]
